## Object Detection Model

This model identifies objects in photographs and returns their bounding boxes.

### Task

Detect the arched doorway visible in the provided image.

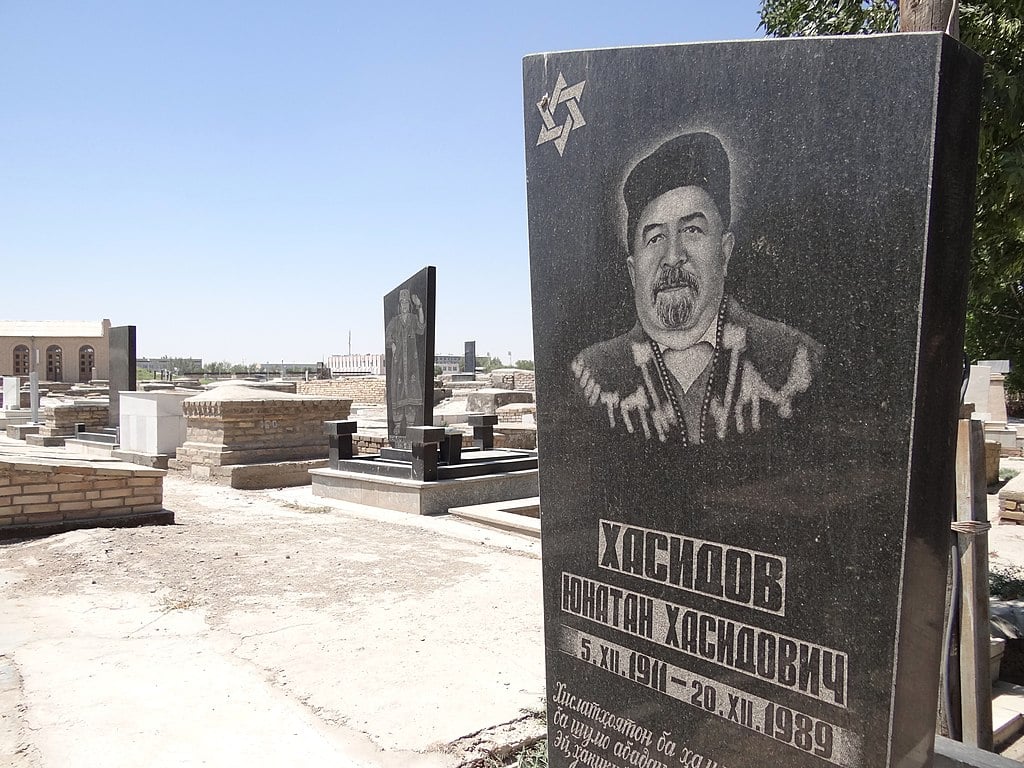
[13,345,29,376]
[79,345,95,383]
[46,345,63,382]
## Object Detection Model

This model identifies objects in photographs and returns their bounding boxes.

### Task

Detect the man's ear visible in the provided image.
[721,232,735,275]
[626,256,636,288]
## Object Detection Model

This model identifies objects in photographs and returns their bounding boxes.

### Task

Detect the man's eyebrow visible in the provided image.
[640,212,710,242]
[641,222,666,241]
[678,212,709,225]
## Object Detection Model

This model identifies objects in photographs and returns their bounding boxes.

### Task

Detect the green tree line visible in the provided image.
[760,0,1024,390]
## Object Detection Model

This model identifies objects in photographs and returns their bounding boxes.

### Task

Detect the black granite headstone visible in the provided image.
[383,267,436,449]
[524,34,981,768]
[325,419,357,468]
[464,341,477,373]
[407,425,445,480]
[468,413,498,450]
[108,325,137,429]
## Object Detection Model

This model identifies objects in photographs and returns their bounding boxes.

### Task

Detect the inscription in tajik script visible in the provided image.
[549,523,854,768]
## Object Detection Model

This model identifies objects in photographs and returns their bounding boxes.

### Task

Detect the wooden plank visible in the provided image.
[935,734,1024,767]
[956,418,994,750]
[900,0,960,37]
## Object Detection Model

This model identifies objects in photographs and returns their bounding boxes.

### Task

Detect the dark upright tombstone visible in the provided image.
[383,267,436,450]
[108,325,137,430]
[464,341,477,374]
[525,35,981,768]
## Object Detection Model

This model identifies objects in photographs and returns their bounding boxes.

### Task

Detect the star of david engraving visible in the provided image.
[536,73,586,156]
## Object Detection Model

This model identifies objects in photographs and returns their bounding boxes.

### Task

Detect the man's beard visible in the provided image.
[651,263,699,329]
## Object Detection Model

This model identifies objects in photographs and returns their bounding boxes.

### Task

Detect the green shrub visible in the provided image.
[991,563,1024,600]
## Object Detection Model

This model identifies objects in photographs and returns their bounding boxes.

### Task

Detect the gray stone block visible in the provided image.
[465,389,534,414]
[310,467,539,516]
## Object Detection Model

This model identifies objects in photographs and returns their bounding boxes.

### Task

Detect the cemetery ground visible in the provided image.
[0,453,546,768]
[6,443,1024,766]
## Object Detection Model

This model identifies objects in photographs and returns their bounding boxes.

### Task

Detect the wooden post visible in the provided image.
[900,0,960,38]
[955,418,994,750]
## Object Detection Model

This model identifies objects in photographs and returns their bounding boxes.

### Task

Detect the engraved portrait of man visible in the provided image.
[571,132,824,445]
[385,287,426,438]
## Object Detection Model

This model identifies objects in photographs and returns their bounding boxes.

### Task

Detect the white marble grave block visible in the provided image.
[119,391,191,455]
[2,377,20,410]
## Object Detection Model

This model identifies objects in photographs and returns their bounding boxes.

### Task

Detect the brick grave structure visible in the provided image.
[0,451,169,539]
[487,368,536,392]
[24,401,110,447]
[297,376,387,404]
[170,384,352,489]
[1000,472,1024,524]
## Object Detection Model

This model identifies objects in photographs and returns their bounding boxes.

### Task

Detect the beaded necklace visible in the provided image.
[647,297,728,446]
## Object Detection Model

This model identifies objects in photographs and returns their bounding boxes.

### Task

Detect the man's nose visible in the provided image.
[664,234,689,264]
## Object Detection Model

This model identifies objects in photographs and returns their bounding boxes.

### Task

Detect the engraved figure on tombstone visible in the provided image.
[572,131,824,445]
[386,288,426,433]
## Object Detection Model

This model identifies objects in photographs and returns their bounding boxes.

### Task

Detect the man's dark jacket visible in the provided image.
[570,297,824,445]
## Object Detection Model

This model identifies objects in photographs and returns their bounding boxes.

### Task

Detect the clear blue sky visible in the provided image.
[0,1,764,366]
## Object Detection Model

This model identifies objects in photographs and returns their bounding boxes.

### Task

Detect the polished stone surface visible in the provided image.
[464,340,476,373]
[107,325,136,429]
[383,267,436,449]
[325,420,358,466]
[524,33,981,768]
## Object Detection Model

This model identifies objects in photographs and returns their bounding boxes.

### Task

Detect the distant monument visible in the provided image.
[383,267,436,449]
[525,35,981,768]
[464,341,477,374]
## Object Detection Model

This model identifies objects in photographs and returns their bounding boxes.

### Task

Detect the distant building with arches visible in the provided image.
[0,320,112,383]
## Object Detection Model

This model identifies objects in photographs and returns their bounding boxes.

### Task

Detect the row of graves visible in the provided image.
[0,273,540,535]
[0,328,172,538]
[1,25,1019,768]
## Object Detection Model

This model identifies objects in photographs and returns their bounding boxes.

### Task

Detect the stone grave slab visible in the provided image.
[989,373,1010,424]
[3,376,20,411]
[465,340,477,373]
[383,266,436,450]
[524,34,981,768]
[977,359,1011,375]
[965,365,992,419]
[108,325,137,429]
[309,464,539,516]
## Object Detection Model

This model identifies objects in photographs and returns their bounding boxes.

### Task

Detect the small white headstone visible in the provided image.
[989,372,1009,423]
[965,364,992,420]
[2,377,19,410]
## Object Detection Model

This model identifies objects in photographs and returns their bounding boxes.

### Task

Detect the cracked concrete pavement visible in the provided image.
[0,474,546,767]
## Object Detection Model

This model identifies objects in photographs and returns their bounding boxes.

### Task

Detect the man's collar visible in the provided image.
[693,313,719,350]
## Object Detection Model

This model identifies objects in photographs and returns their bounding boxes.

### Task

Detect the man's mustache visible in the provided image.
[651,264,699,301]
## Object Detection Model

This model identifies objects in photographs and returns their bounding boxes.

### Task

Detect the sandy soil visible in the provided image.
[0,475,546,768]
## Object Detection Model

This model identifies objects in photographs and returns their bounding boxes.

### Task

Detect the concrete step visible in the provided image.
[447,497,540,539]
[75,431,118,444]
[993,681,1024,749]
